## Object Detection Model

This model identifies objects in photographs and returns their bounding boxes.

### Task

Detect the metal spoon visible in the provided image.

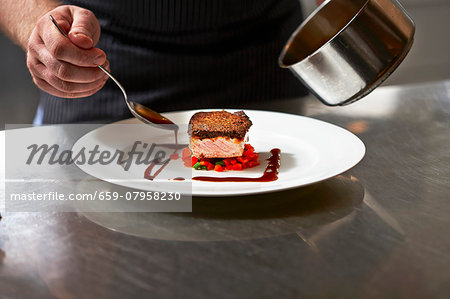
[49,15,178,130]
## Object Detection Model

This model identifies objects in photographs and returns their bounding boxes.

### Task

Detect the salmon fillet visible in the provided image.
[188,111,252,158]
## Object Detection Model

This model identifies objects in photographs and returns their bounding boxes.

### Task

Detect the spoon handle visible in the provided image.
[97,65,128,102]
[49,15,68,38]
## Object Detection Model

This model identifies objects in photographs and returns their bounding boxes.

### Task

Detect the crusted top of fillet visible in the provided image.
[188,110,252,139]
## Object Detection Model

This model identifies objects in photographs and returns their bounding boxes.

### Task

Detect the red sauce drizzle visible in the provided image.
[192,148,281,182]
[172,177,185,181]
[137,102,181,181]
[144,129,179,181]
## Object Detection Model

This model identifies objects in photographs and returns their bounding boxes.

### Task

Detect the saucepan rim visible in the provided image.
[279,0,374,68]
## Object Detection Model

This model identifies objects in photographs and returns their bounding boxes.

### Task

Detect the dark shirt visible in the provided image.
[38,0,307,123]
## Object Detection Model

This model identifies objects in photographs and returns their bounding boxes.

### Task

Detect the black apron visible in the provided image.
[38,0,307,123]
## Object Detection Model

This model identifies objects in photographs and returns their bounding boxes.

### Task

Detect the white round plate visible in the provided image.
[73,110,365,196]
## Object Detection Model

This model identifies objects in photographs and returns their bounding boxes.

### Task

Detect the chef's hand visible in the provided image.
[26,5,109,98]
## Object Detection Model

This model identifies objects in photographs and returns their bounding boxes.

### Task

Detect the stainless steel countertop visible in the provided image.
[1,80,449,298]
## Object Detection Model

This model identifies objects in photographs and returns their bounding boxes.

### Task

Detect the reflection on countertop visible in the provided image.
[80,175,364,241]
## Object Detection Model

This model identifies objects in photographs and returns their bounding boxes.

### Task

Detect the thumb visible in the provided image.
[68,7,101,49]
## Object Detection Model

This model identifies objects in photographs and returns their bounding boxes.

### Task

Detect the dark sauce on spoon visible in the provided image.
[192,148,281,182]
[133,102,175,125]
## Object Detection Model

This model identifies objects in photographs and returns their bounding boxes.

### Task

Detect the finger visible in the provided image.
[32,76,106,99]
[31,45,108,83]
[41,27,106,67]
[44,6,99,49]
[101,59,111,73]
[28,52,108,94]
[53,59,109,83]
[28,32,109,84]
[39,15,106,67]
[68,7,101,49]
[41,7,72,36]
[31,60,108,94]
[37,7,107,67]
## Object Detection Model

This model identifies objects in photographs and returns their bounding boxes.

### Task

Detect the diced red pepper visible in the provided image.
[237,157,249,164]
[232,163,243,171]
[186,144,259,171]
[246,161,259,168]
[214,164,224,172]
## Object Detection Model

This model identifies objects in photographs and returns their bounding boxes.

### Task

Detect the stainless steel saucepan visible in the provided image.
[279,0,415,106]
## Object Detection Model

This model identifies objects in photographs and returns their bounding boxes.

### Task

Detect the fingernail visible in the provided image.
[94,55,105,65]
[73,32,92,42]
